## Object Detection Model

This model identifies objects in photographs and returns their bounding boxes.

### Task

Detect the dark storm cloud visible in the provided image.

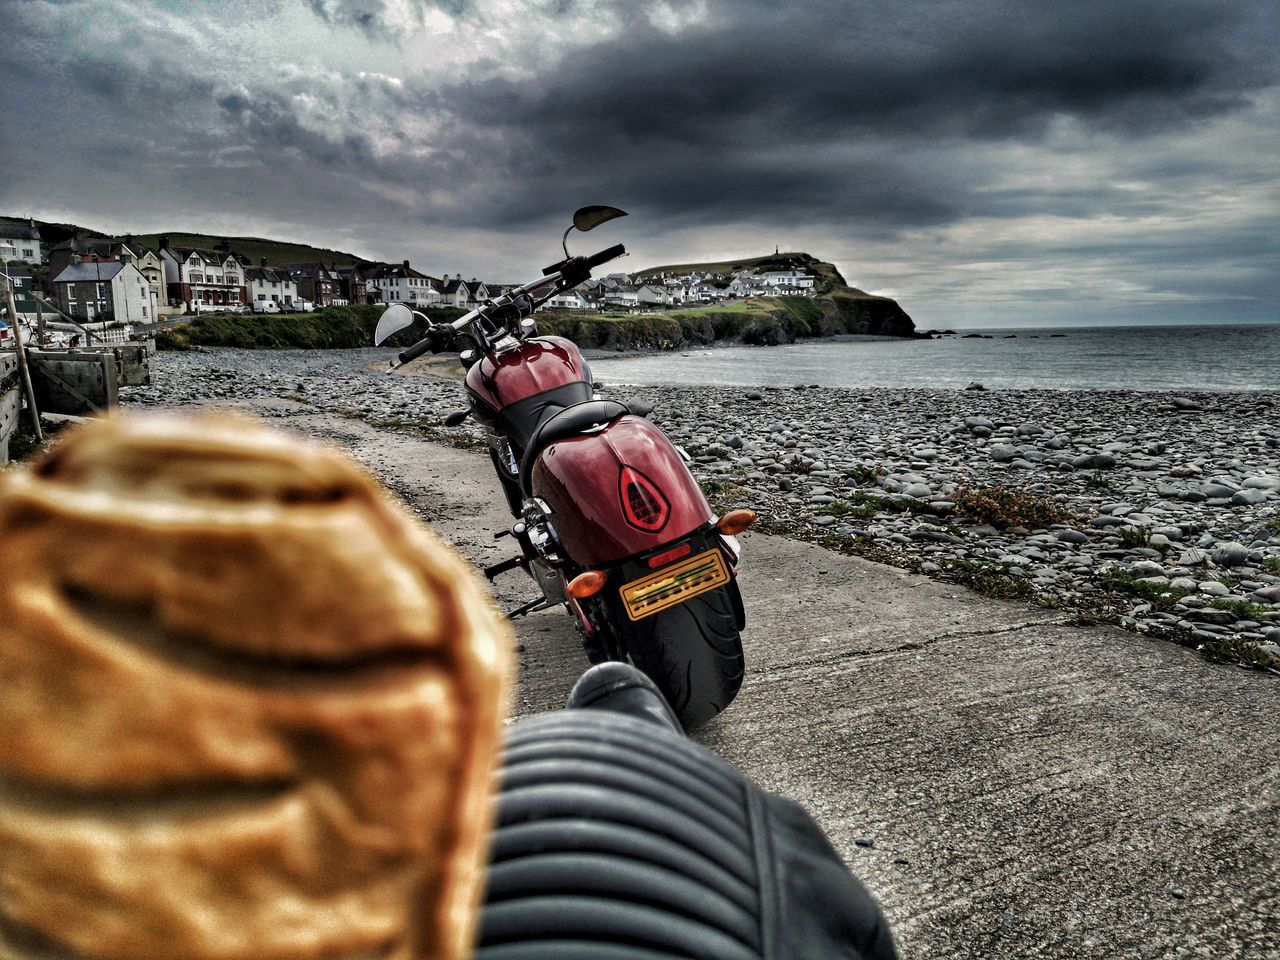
[0,0,1275,324]
[414,0,1277,227]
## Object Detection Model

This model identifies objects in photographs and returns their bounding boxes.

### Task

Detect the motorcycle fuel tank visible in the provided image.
[531,415,715,567]
[465,336,589,414]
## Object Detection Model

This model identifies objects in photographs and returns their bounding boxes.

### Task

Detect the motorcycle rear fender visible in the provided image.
[530,415,715,567]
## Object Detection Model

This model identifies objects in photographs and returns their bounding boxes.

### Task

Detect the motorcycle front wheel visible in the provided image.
[613,582,745,731]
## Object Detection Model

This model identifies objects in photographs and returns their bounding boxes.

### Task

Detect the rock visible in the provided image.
[1072,454,1117,469]
[1241,476,1280,491]
[903,483,933,499]
[1200,482,1239,499]
[1178,548,1209,566]
[1198,581,1230,597]
[964,382,986,391]
[724,434,744,449]
[1185,608,1236,626]
[990,444,1021,462]
[1170,397,1202,411]
[1231,488,1269,506]
[1056,530,1089,544]
[1253,584,1280,602]
[1130,560,1167,578]
[1211,542,1251,567]
[745,390,764,401]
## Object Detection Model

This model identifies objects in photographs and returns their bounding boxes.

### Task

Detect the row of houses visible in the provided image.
[4,220,823,326]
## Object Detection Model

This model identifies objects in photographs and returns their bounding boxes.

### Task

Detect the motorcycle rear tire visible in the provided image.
[618,583,744,731]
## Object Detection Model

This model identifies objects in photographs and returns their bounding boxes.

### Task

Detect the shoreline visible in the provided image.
[123,348,1280,669]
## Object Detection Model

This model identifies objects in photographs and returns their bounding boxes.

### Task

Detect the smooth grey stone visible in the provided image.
[1200,483,1238,498]
[1231,488,1269,506]
[1211,542,1251,566]
[1241,476,1280,491]
[1185,608,1236,626]
[1198,581,1230,597]
[1130,560,1167,578]
[1170,397,1202,411]
[990,444,1021,462]
[1057,530,1089,544]
[903,483,933,499]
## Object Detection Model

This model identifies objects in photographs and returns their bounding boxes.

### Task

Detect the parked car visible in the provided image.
[252,300,280,314]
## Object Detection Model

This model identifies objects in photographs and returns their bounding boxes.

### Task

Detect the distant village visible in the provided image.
[0,219,820,344]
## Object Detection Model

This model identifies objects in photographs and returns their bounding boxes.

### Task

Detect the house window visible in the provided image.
[258,294,266,301]
[142,307,148,318]
[191,273,204,283]
[226,275,238,285]
[22,248,34,258]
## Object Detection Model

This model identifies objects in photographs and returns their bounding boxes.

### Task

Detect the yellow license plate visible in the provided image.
[620,549,729,622]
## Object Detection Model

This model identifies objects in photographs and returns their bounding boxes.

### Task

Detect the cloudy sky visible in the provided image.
[1,0,1276,328]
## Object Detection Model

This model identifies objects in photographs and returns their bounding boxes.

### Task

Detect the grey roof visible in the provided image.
[0,223,41,241]
[4,263,32,278]
[53,261,129,283]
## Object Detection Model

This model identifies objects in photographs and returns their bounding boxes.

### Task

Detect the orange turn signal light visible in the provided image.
[716,509,757,536]
[567,570,608,599]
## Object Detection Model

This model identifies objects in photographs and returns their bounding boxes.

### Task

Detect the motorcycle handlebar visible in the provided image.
[586,243,626,269]
[393,242,626,368]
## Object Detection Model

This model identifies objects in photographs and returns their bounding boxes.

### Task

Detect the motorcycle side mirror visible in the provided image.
[374,303,414,345]
[564,206,628,257]
[572,205,628,233]
[443,409,470,427]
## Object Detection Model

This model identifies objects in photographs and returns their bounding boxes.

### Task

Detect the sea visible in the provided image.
[588,323,1280,392]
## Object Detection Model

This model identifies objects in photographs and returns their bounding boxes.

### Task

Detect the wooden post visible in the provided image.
[4,280,43,442]
[35,297,45,345]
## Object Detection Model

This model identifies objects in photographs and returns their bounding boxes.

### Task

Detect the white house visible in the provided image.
[366,261,439,306]
[760,269,815,289]
[159,243,247,309]
[0,220,43,264]
[544,290,590,310]
[52,260,151,325]
[245,263,298,305]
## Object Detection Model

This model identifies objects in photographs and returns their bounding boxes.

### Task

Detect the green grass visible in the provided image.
[1264,557,1280,574]
[1097,570,1195,611]
[3,416,49,465]
[1208,598,1270,621]
[1199,635,1279,669]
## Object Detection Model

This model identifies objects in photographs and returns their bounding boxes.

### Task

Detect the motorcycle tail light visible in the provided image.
[646,542,692,569]
[716,509,757,535]
[567,570,607,599]
[619,466,670,533]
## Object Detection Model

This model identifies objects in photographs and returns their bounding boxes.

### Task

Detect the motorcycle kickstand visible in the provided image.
[505,597,553,620]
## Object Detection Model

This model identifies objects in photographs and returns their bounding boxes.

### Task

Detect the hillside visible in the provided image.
[635,251,917,341]
[2,216,369,266]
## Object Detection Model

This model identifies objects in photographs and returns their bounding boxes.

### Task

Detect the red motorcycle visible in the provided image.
[374,207,754,728]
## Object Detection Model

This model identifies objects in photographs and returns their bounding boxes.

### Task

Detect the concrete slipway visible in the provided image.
[237,400,1279,959]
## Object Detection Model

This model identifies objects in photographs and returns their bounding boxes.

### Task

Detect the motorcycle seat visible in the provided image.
[518,399,630,494]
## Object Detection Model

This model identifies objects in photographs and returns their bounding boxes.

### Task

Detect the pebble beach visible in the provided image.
[124,347,1280,668]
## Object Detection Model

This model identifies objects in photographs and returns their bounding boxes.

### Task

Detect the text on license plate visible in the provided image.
[620,549,729,622]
